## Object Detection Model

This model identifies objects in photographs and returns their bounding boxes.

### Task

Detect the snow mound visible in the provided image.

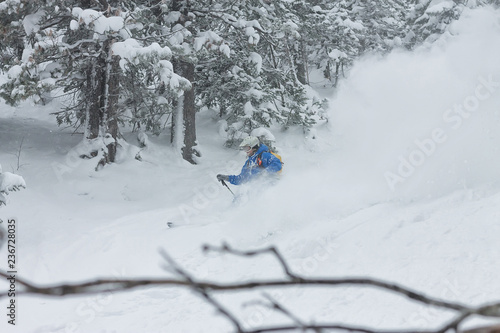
[0,164,26,205]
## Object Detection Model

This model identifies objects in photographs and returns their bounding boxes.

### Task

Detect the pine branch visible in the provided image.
[38,15,73,31]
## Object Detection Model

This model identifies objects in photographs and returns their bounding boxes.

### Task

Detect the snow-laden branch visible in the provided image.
[0,243,499,333]
[0,164,26,206]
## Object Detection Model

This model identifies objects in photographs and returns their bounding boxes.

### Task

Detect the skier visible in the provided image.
[217,136,282,185]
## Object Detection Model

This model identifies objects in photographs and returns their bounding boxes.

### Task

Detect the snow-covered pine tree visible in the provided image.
[117,2,185,162]
[300,0,410,86]
[0,1,192,165]
[351,0,409,53]
[0,1,30,75]
[0,1,125,164]
[301,1,364,86]
[194,0,325,145]
[116,1,191,142]
[193,1,280,146]
[0,1,58,106]
[264,0,321,129]
[405,0,468,48]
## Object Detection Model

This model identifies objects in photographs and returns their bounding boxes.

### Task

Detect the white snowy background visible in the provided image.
[1,6,500,333]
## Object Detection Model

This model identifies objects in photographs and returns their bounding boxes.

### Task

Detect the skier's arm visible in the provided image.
[228,167,250,185]
[228,162,261,185]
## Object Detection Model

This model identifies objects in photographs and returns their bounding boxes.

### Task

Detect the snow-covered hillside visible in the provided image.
[1,6,500,333]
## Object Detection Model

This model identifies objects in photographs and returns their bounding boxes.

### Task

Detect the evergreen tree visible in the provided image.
[405,0,468,48]
[352,0,409,53]
[193,1,280,145]
[3,0,489,166]
[194,0,325,145]
[1,1,123,164]
[0,1,190,165]
[0,1,29,73]
[300,1,364,86]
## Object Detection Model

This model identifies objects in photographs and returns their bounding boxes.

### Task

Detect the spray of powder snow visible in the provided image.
[326,7,500,203]
[220,7,500,234]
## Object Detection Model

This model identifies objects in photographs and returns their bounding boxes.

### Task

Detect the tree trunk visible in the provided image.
[86,60,103,140]
[296,39,308,85]
[181,61,197,164]
[334,62,340,88]
[170,0,198,164]
[170,106,176,145]
[171,60,182,146]
[105,52,120,162]
[85,37,121,166]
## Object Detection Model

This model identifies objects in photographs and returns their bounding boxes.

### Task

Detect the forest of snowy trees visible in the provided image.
[1,0,499,167]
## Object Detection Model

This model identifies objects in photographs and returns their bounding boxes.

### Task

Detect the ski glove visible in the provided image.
[217,174,229,182]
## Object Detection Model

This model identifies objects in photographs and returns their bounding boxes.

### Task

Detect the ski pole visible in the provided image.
[220,179,235,197]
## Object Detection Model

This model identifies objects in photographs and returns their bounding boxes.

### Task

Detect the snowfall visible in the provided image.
[1,6,500,333]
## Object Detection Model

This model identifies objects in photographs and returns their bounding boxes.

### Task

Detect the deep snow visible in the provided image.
[1,6,500,333]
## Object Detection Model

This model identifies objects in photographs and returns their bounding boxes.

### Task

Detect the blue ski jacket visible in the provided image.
[228,144,282,185]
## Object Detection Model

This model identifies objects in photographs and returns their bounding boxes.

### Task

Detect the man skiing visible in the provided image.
[217,136,283,185]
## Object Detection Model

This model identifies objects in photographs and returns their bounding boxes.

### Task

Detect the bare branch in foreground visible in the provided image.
[201,243,471,313]
[261,293,309,330]
[462,324,500,333]
[1,243,499,333]
[159,248,243,332]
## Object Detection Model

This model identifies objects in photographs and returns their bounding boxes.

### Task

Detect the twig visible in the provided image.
[437,311,472,333]
[261,293,308,330]
[203,243,302,281]
[159,249,244,332]
[8,136,28,171]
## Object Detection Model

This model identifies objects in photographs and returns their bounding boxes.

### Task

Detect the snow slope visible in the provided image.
[1,6,500,333]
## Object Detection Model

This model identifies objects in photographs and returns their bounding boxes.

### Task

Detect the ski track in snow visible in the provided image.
[1,6,500,333]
